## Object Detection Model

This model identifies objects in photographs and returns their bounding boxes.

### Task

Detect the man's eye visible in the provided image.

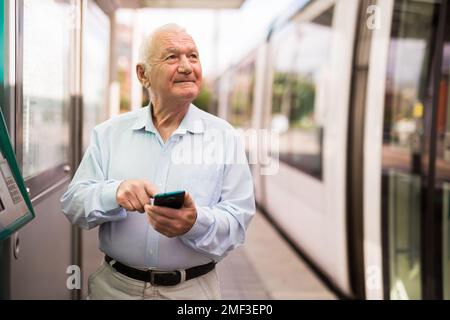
[190,54,198,59]
[165,55,176,61]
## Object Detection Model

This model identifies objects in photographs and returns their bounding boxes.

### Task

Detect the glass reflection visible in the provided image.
[437,15,450,301]
[382,0,440,300]
[22,0,73,177]
[82,0,110,152]
[228,58,255,129]
[270,7,333,179]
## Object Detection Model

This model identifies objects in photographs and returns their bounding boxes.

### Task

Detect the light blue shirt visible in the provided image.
[60,104,255,270]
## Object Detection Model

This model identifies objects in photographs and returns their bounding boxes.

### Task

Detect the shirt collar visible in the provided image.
[131,105,155,133]
[174,103,205,135]
[131,103,204,135]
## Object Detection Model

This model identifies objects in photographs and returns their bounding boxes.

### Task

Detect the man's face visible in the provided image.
[148,31,202,103]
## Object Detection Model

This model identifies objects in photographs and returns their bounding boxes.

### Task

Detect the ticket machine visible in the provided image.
[0,110,34,241]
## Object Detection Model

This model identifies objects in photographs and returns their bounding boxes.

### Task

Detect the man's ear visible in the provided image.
[136,64,150,88]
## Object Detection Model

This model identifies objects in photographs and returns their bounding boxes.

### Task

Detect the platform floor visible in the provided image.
[217,211,336,300]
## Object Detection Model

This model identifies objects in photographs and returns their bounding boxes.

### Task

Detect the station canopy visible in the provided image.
[96,0,246,13]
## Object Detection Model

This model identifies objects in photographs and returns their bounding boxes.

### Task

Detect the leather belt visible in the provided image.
[105,255,216,286]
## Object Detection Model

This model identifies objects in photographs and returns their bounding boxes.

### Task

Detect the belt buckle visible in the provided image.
[149,270,178,286]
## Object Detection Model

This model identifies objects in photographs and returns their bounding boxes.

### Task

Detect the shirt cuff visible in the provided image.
[182,206,210,240]
[100,180,123,212]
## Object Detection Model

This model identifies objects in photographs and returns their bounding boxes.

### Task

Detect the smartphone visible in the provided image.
[153,190,185,209]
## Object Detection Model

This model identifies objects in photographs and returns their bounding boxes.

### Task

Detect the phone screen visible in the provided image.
[153,190,185,209]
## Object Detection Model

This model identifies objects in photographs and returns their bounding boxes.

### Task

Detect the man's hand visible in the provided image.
[116,180,158,213]
[144,192,197,238]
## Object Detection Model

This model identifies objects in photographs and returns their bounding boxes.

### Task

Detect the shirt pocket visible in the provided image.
[184,164,223,207]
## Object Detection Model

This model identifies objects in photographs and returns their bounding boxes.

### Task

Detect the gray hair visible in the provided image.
[138,23,187,73]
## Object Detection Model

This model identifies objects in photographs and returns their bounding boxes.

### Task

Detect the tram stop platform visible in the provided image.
[217,211,336,300]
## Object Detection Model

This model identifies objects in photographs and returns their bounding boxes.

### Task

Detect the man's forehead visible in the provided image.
[154,31,197,53]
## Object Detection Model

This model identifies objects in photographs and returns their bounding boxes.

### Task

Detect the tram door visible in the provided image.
[379,0,450,299]
[8,0,76,299]
[434,3,450,300]
[0,0,110,299]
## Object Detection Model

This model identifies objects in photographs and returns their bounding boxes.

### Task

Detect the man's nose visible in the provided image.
[177,55,193,74]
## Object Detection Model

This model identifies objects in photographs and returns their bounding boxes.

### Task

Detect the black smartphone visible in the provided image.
[153,190,185,209]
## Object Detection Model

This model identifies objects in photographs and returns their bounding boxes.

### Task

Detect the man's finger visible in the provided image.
[148,210,175,229]
[126,200,136,212]
[147,204,178,219]
[129,195,144,212]
[183,192,195,208]
[144,182,159,198]
[147,210,176,237]
[144,204,152,214]
[146,210,155,226]
[136,187,151,211]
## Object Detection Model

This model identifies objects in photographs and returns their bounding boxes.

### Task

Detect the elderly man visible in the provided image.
[60,23,255,300]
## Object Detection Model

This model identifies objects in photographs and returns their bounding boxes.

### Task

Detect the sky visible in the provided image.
[117,0,298,78]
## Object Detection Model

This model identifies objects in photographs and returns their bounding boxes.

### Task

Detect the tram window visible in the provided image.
[270,7,333,180]
[229,61,255,128]
[382,0,440,300]
[21,0,73,178]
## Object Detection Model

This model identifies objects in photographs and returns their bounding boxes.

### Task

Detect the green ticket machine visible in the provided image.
[0,110,34,241]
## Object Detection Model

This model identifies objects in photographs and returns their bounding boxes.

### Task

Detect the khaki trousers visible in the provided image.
[87,261,221,300]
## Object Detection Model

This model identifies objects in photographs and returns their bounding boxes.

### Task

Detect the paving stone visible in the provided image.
[217,211,336,300]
